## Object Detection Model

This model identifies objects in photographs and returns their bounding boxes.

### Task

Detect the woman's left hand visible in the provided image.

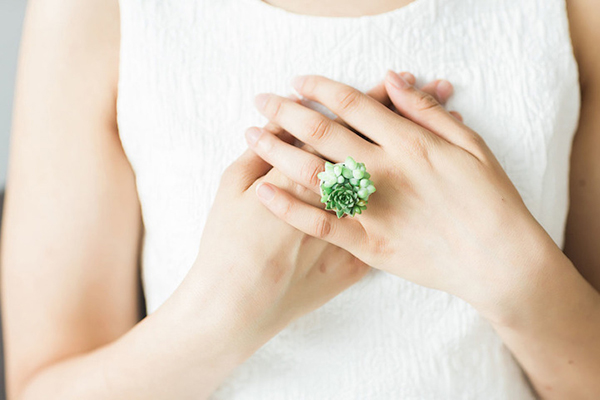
[245,71,565,324]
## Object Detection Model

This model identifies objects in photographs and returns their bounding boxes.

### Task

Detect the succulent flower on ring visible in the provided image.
[317,156,376,218]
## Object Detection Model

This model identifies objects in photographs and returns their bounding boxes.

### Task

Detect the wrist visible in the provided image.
[468,220,571,327]
[476,240,597,330]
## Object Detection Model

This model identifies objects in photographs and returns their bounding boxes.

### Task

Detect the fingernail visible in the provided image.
[254,93,270,111]
[399,72,415,85]
[436,80,453,102]
[386,70,411,89]
[291,75,307,92]
[257,183,276,202]
[245,127,262,145]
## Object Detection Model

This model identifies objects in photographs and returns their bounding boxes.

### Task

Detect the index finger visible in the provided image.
[292,75,421,148]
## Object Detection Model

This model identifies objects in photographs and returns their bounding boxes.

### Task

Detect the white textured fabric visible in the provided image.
[116,0,580,398]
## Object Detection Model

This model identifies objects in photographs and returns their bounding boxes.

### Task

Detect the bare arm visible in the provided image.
[564,0,600,292]
[484,1,600,398]
[0,0,254,398]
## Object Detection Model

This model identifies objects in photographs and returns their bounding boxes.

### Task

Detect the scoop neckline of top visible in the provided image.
[241,0,431,21]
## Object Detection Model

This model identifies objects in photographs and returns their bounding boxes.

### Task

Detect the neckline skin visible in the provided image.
[241,0,431,21]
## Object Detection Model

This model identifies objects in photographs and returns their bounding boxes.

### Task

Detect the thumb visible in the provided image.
[233,128,273,189]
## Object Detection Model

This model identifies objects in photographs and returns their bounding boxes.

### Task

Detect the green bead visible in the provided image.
[337,175,345,184]
[357,188,368,199]
[345,156,357,170]
[334,165,342,176]
[342,166,354,179]
[353,169,364,179]
[357,199,367,206]
[325,161,334,172]
[359,178,371,188]
[363,172,371,179]
[323,179,336,188]
[349,178,359,186]
[366,185,376,194]
[317,172,328,180]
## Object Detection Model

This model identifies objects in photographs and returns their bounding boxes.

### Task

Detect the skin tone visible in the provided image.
[247,72,600,399]
[1,0,598,400]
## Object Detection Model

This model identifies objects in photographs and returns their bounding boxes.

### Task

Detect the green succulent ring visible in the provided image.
[317,156,376,218]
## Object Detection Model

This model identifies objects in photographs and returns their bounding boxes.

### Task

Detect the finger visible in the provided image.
[227,147,274,191]
[419,79,453,105]
[245,126,327,195]
[329,79,391,142]
[254,93,377,163]
[291,74,418,148]
[255,182,367,253]
[291,73,416,146]
[449,111,463,122]
[363,80,392,108]
[384,70,484,155]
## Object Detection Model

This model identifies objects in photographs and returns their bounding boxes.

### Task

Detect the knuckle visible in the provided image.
[405,134,432,161]
[414,90,441,112]
[277,196,294,219]
[335,87,362,114]
[466,131,486,150]
[220,163,237,184]
[300,157,324,189]
[307,117,332,142]
[368,234,393,261]
[313,214,333,239]
[301,75,319,94]
[264,95,283,119]
[465,132,492,162]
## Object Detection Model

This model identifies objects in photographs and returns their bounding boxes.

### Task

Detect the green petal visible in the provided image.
[353,169,365,179]
[325,161,334,171]
[336,209,345,218]
[342,166,354,179]
[345,156,357,170]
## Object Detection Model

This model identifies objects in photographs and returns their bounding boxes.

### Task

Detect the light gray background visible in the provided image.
[1,0,28,188]
[1,2,27,398]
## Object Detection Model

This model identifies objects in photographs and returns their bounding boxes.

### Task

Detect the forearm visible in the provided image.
[17,285,260,400]
[488,251,600,400]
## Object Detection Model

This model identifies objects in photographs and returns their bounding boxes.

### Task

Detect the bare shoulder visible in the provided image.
[565,0,600,92]
[21,0,120,98]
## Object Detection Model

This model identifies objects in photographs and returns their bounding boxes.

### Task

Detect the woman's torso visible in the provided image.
[116,0,580,398]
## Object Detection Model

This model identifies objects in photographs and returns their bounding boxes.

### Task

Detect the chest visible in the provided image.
[116,0,579,245]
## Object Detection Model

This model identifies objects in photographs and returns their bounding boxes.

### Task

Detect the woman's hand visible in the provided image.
[181,138,373,352]
[245,70,564,325]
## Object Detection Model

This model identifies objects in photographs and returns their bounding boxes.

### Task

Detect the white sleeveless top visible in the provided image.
[116,0,580,398]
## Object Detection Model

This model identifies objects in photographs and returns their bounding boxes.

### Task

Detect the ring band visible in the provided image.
[317,156,376,218]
